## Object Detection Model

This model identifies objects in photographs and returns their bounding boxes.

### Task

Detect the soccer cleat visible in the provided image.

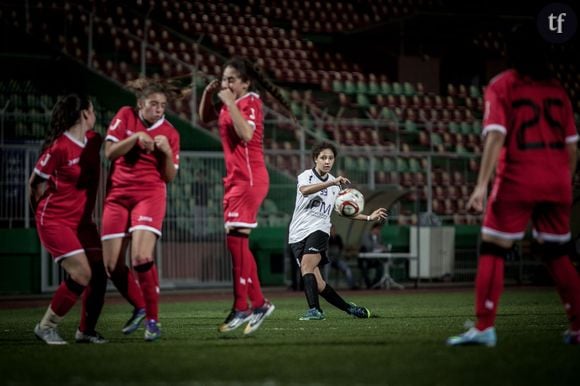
[34,323,67,345]
[446,327,497,347]
[121,308,146,335]
[347,303,371,319]
[244,300,275,335]
[218,309,252,333]
[75,329,108,344]
[563,330,580,345]
[299,308,326,321]
[144,319,161,342]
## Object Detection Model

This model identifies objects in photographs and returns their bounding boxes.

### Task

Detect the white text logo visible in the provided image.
[548,12,566,33]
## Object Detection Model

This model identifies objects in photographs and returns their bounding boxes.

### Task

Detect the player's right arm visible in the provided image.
[467,131,505,212]
[29,146,62,213]
[104,132,154,160]
[104,109,154,160]
[199,79,220,124]
[299,176,350,196]
[28,173,46,213]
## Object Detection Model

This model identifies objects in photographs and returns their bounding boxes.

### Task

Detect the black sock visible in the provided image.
[320,284,350,312]
[302,273,321,311]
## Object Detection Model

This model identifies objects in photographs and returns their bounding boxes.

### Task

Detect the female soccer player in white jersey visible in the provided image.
[288,142,388,320]
[31,94,107,344]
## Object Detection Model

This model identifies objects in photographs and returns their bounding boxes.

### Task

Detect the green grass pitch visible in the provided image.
[1,288,579,386]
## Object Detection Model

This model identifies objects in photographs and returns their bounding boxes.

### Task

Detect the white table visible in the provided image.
[358,252,416,289]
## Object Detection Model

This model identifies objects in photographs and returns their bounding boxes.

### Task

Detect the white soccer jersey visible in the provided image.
[288,168,340,244]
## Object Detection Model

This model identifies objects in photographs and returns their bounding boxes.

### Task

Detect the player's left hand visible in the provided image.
[370,208,388,222]
[154,135,171,154]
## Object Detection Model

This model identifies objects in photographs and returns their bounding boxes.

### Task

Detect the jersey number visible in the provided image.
[109,118,122,131]
[512,98,565,150]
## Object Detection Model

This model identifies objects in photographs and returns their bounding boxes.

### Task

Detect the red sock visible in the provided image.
[135,261,159,321]
[242,241,264,308]
[51,280,84,317]
[546,255,580,331]
[227,233,249,311]
[79,262,107,333]
[110,264,145,310]
[475,254,504,330]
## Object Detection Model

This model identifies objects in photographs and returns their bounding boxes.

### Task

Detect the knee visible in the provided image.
[480,241,512,259]
[532,240,572,261]
[131,253,153,266]
[70,267,91,287]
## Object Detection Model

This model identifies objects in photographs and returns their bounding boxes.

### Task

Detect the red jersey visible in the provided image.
[105,106,180,192]
[34,130,102,227]
[482,70,578,202]
[218,92,269,187]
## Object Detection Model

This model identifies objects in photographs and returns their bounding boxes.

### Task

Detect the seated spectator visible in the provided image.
[358,223,386,289]
[323,226,357,289]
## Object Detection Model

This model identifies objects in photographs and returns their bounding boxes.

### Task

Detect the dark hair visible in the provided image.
[506,23,551,80]
[311,141,338,162]
[222,56,293,118]
[42,94,92,151]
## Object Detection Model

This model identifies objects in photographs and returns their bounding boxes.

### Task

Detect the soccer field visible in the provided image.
[1,288,579,386]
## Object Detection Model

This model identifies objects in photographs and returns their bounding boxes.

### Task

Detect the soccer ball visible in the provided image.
[334,188,365,217]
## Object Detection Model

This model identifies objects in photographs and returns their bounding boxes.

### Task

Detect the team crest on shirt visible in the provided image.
[68,157,80,166]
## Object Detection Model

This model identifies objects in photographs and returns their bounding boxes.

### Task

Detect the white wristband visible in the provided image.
[366,215,370,222]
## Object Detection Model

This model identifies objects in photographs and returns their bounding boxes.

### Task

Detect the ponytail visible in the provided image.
[42,94,91,151]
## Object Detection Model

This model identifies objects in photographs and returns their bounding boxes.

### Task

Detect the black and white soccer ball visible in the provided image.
[334,188,365,217]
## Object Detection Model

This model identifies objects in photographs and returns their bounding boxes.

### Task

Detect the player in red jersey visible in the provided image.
[448,24,580,346]
[101,79,180,341]
[30,94,107,345]
[199,57,291,334]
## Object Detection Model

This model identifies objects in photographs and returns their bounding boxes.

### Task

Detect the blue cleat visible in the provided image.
[347,303,371,319]
[563,330,580,345]
[122,308,146,335]
[219,309,252,333]
[244,300,275,335]
[299,308,326,321]
[447,327,497,347]
[144,319,161,342]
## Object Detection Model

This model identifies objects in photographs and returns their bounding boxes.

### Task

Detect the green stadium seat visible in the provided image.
[403,119,418,132]
[356,93,370,108]
[331,78,343,92]
[408,157,421,172]
[381,157,396,172]
[469,85,481,98]
[380,81,392,95]
[396,157,409,172]
[460,121,472,134]
[448,121,459,133]
[431,133,443,146]
[403,82,415,96]
[391,82,402,95]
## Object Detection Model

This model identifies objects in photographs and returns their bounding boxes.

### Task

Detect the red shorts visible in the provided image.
[37,222,101,262]
[101,188,166,240]
[482,197,571,242]
[223,183,268,228]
